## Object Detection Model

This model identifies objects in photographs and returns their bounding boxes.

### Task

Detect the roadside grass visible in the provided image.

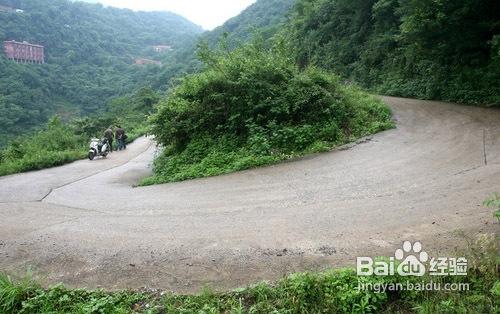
[0,117,87,177]
[1,235,497,313]
[484,193,500,222]
[0,88,157,177]
[0,122,145,178]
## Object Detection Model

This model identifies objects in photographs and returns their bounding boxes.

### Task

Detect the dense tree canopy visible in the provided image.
[0,0,202,146]
[2,0,498,164]
[287,0,500,106]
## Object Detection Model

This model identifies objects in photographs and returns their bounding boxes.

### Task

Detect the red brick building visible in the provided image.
[4,40,44,64]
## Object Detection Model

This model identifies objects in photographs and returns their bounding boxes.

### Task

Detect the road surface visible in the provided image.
[0,97,499,292]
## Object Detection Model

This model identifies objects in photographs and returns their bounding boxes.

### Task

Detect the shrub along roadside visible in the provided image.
[0,271,495,314]
[0,117,87,176]
[0,88,159,177]
[143,40,394,185]
[0,234,497,313]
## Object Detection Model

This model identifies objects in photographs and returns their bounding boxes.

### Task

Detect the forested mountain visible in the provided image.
[2,0,499,177]
[168,0,296,74]
[2,0,498,149]
[286,0,500,106]
[0,0,202,146]
[203,0,295,47]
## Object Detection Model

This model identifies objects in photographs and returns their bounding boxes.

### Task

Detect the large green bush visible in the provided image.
[145,40,393,184]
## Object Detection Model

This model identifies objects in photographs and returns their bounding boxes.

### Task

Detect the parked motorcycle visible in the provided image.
[88,138,110,160]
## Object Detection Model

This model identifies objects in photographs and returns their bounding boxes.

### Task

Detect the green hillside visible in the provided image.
[202,0,295,47]
[0,0,202,146]
[286,0,500,106]
[166,0,297,78]
[2,0,499,175]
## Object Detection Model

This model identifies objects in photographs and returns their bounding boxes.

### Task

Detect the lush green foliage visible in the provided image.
[1,271,497,313]
[0,88,159,176]
[0,271,39,314]
[1,235,498,313]
[0,0,202,146]
[484,193,500,222]
[144,40,393,184]
[287,0,500,106]
[0,117,87,176]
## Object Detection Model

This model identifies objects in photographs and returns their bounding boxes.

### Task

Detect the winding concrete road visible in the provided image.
[0,97,499,292]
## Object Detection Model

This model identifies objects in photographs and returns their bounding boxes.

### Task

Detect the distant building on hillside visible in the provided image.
[153,45,172,53]
[0,5,24,13]
[4,40,45,64]
[134,58,162,66]
[0,4,13,12]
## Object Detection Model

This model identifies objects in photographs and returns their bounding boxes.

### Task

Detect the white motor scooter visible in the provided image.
[88,138,110,160]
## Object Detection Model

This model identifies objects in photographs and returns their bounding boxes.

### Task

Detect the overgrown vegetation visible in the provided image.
[143,39,393,184]
[0,0,202,146]
[287,0,500,106]
[1,234,498,313]
[0,88,159,176]
[0,117,86,176]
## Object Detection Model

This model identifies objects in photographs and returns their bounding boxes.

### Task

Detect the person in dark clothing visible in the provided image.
[115,126,127,150]
[104,127,114,152]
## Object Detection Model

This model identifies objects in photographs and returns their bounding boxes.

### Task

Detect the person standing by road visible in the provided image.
[115,125,127,151]
[104,127,114,152]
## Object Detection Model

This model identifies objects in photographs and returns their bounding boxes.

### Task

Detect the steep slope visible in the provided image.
[287,0,500,106]
[166,0,296,82]
[0,0,202,146]
[202,0,295,46]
